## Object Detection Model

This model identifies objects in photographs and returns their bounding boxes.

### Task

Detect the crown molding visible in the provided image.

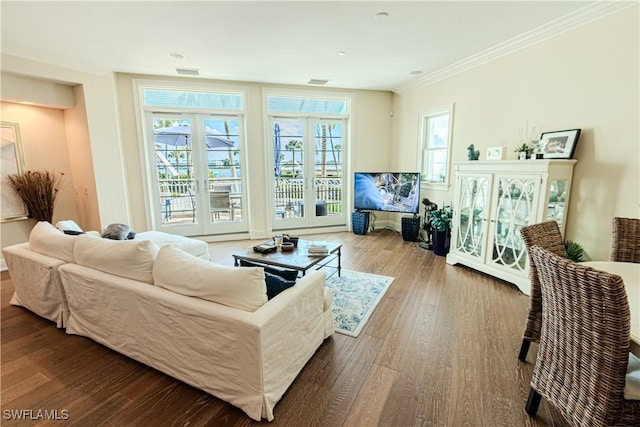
[395,1,637,94]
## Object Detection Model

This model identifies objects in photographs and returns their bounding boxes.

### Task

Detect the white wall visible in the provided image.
[0,102,78,247]
[2,55,129,229]
[391,6,639,260]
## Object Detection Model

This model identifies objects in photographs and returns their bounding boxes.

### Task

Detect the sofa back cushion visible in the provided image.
[29,221,77,263]
[73,235,158,283]
[153,245,267,312]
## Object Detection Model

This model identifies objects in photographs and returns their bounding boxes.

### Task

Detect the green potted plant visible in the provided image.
[430,205,452,256]
[565,240,584,262]
[514,143,533,160]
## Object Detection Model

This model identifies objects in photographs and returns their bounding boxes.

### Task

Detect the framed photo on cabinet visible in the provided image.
[486,146,505,160]
[539,129,581,159]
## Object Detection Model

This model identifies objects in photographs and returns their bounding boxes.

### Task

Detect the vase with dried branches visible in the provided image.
[6,170,64,223]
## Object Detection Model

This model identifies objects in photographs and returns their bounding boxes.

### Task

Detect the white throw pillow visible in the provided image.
[153,245,267,312]
[29,221,77,263]
[73,235,158,284]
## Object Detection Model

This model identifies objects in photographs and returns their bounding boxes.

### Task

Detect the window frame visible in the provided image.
[132,78,249,234]
[417,103,454,190]
[263,87,353,230]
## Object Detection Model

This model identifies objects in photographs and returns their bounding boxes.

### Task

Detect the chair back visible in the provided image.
[519,221,566,342]
[611,217,640,263]
[210,191,230,210]
[529,245,631,427]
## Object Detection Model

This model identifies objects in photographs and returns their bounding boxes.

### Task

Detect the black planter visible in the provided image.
[432,228,451,256]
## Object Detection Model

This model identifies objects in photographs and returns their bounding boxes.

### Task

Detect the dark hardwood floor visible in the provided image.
[1,229,569,426]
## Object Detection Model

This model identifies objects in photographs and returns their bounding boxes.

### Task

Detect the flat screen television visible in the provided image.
[354,172,420,214]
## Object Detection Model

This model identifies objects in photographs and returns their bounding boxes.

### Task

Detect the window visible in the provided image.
[419,104,454,187]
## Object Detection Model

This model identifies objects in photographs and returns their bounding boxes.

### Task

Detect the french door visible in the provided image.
[270,117,346,229]
[147,113,247,236]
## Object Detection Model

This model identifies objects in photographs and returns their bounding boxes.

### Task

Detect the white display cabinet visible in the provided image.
[446,160,576,294]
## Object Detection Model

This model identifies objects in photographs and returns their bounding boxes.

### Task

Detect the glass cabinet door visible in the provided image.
[453,174,491,260]
[490,175,540,272]
[546,179,568,229]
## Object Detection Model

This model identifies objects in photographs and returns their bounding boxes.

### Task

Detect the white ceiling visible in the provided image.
[0,1,626,92]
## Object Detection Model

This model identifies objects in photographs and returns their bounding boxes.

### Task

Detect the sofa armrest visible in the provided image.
[250,270,327,420]
[2,243,68,327]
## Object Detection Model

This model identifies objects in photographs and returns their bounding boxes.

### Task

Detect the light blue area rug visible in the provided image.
[324,269,395,338]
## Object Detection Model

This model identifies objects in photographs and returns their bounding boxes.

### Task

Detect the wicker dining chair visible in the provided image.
[611,217,640,263]
[517,220,567,362]
[525,245,640,427]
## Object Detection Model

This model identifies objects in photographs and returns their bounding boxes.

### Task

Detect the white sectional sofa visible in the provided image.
[2,222,334,421]
[2,221,210,327]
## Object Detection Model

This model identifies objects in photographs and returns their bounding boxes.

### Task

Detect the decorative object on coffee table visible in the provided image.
[281,242,295,252]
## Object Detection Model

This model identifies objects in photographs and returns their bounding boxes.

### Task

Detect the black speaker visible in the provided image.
[401,216,420,241]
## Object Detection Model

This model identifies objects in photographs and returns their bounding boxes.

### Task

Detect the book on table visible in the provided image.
[308,240,328,255]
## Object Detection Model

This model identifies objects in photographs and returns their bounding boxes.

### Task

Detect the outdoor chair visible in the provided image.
[210,191,232,221]
[525,245,640,427]
[611,217,640,263]
[518,220,567,362]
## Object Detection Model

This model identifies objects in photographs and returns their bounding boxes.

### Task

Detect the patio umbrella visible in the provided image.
[154,124,234,148]
[274,122,281,177]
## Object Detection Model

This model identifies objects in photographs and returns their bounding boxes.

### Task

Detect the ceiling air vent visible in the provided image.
[174,68,201,76]
[307,79,329,85]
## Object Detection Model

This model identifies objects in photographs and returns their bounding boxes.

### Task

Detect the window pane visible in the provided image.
[422,110,451,183]
[314,122,343,216]
[204,118,243,223]
[153,117,197,225]
[428,114,449,149]
[143,89,243,110]
[430,149,447,182]
[268,96,347,114]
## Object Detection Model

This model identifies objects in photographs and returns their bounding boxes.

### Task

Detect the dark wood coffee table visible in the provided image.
[233,239,341,277]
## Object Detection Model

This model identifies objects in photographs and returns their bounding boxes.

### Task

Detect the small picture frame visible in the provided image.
[538,129,581,159]
[486,146,505,160]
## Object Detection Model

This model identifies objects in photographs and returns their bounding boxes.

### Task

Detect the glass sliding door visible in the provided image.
[270,117,345,229]
[149,113,247,236]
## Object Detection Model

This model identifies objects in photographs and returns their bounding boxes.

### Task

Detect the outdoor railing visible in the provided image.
[157,177,343,222]
[274,177,343,215]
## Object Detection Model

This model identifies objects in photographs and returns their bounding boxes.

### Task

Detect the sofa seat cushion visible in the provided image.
[29,221,77,263]
[73,235,159,283]
[153,245,267,312]
[135,231,209,260]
